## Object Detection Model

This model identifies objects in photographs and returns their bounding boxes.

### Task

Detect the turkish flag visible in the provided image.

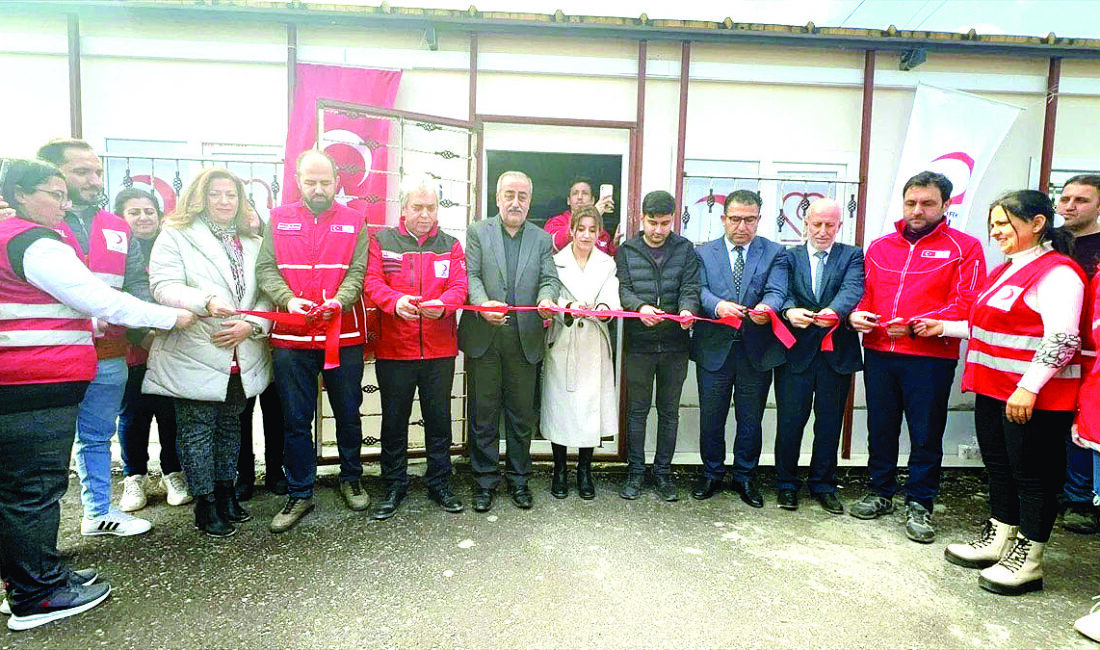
[282,63,402,230]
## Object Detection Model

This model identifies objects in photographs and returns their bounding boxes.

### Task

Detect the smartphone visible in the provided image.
[0,158,8,196]
[599,184,613,201]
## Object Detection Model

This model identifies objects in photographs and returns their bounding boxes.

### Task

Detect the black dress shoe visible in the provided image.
[509,484,533,509]
[428,487,464,513]
[472,488,495,513]
[812,492,845,515]
[550,466,568,499]
[371,486,406,520]
[731,479,764,508]
[777,489,799,510]
[692,476,723,500]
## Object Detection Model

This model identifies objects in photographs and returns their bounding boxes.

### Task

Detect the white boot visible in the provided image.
[944,518,1018,569]
[979,532,1045,595]
[1075,596,1100,642]
[118,475,147,512]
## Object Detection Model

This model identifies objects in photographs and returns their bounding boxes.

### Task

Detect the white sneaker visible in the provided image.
[1075,596,1100,642]
[161,472,193,506]
[118,475,147,512]
[80,506,152,537]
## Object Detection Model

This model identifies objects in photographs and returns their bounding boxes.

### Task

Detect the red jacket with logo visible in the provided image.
[57,210,131,360]
[363,220,467,360]
[269,202,368,350]
[544,210,617,256]
[0,218,97,385]
[857,218,986,359]
[961,251,1085,411]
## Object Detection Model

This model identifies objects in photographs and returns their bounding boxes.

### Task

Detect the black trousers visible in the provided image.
[974,394,1071,543]
[0,404,80,613]
[774,355,851,494]
[237,383,286,486]
[625,351,689,476]
[377,357,456,492]
[467,327,537,490]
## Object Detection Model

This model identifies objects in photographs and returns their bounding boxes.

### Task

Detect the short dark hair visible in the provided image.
[642,190,675,217]
[1064,174,1100,194]
[568,175,594,196]
[990,190,1073,257]
[903,171,953,204]
[36,138,94,166]
[113,187,162,218]
[0,159,66,220]
[723,189,762,211]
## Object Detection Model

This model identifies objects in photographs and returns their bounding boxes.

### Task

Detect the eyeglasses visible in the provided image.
[35,188,70,204]
[724,216,759,225]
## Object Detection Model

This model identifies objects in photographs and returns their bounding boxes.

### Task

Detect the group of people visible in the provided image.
[3,137,1100,637]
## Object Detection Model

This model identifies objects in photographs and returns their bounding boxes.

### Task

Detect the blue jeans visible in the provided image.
[274,346,364,499]
[863,349,956,511]
[1064,432,1094,504]
[75,357,128,518]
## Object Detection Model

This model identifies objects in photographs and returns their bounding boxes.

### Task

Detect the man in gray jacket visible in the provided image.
[458,171,559,513]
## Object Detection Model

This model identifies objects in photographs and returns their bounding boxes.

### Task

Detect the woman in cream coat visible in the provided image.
[145,168,272,537]
[541,206,620,500]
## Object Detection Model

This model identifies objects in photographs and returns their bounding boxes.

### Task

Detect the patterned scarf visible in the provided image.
[203,217,245,303]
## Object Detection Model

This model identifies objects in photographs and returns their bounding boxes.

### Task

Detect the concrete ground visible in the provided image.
[3,467,1100,649]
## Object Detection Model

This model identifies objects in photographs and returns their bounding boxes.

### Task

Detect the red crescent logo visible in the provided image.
[130,175,177,215]
[932,152,975,206]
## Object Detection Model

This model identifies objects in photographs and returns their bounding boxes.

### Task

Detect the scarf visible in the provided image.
[203,217,245,303]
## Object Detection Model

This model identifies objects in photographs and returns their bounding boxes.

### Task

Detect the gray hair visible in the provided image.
[495,170,533,195]
[399,174,440,209]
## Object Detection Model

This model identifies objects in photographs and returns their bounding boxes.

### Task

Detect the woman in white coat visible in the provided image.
[145,168,272,537]
[541,205,620,500]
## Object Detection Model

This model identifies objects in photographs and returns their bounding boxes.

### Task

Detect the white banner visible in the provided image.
[878,84,1021,238]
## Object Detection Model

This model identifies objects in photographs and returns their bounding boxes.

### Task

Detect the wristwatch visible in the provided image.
[249,321,264,338]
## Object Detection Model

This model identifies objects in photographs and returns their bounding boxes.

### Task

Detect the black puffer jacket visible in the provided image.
[615,232,702,353]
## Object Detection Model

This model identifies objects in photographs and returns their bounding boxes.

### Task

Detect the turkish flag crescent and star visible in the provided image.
[282,63,403,230]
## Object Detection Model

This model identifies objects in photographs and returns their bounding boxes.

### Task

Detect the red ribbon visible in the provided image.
[747,306,796,349]
[239,304,343,369]
[814,312,842,351]
[449,302,746,330]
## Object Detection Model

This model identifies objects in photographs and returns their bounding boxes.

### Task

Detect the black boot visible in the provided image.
[550,443,568,499]
[577,447,595,500]
[235,478,254,502]
[215,480,252,523]
[195,494,236,537]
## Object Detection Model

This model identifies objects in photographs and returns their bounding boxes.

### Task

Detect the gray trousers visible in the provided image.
[174,375,246,497]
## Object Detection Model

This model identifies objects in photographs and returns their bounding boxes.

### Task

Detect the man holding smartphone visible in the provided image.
[544,176,618,255]
[847,171,986,544]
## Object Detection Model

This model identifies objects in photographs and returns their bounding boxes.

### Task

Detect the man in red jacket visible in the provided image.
[257,150,371,533]
[363,176,468,520]
[848,171,986,543]
[543,176,617,255]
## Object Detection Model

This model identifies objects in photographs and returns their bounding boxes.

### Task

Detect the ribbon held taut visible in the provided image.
[238,303,343,369]
[445,301,746,330]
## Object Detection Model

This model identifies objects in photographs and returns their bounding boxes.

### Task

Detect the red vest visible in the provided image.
[961,251,1085,411]
[56,210,131,360]
[0,218,97,386]
[269,202,367,349]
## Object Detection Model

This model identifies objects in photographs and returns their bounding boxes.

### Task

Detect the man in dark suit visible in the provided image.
[692,190,788,508]
[458,171,559,513]
[774,198,865,514]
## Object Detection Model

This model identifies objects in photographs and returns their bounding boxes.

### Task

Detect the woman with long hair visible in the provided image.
[0,159,191,629]
[144,168,272,537]
[113,188,191,512]
[541,205,620,499]
[915,190,1085,595]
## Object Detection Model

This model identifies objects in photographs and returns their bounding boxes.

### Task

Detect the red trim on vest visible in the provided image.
[269,202,367,350]
[961,251,1085,411]
[0,218,96,385]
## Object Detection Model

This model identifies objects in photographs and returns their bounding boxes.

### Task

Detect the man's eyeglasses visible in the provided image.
[724,215,759,225]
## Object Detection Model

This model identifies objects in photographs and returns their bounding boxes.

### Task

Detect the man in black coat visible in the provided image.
[691,190,788,509]
[775,198,865,514]
[616,190,701,502]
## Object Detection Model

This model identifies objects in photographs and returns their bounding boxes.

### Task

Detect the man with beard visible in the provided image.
[36,139,157,538]
[257,149,371,533]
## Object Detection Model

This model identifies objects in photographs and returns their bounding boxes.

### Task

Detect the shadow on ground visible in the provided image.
[3,467,1100,649]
